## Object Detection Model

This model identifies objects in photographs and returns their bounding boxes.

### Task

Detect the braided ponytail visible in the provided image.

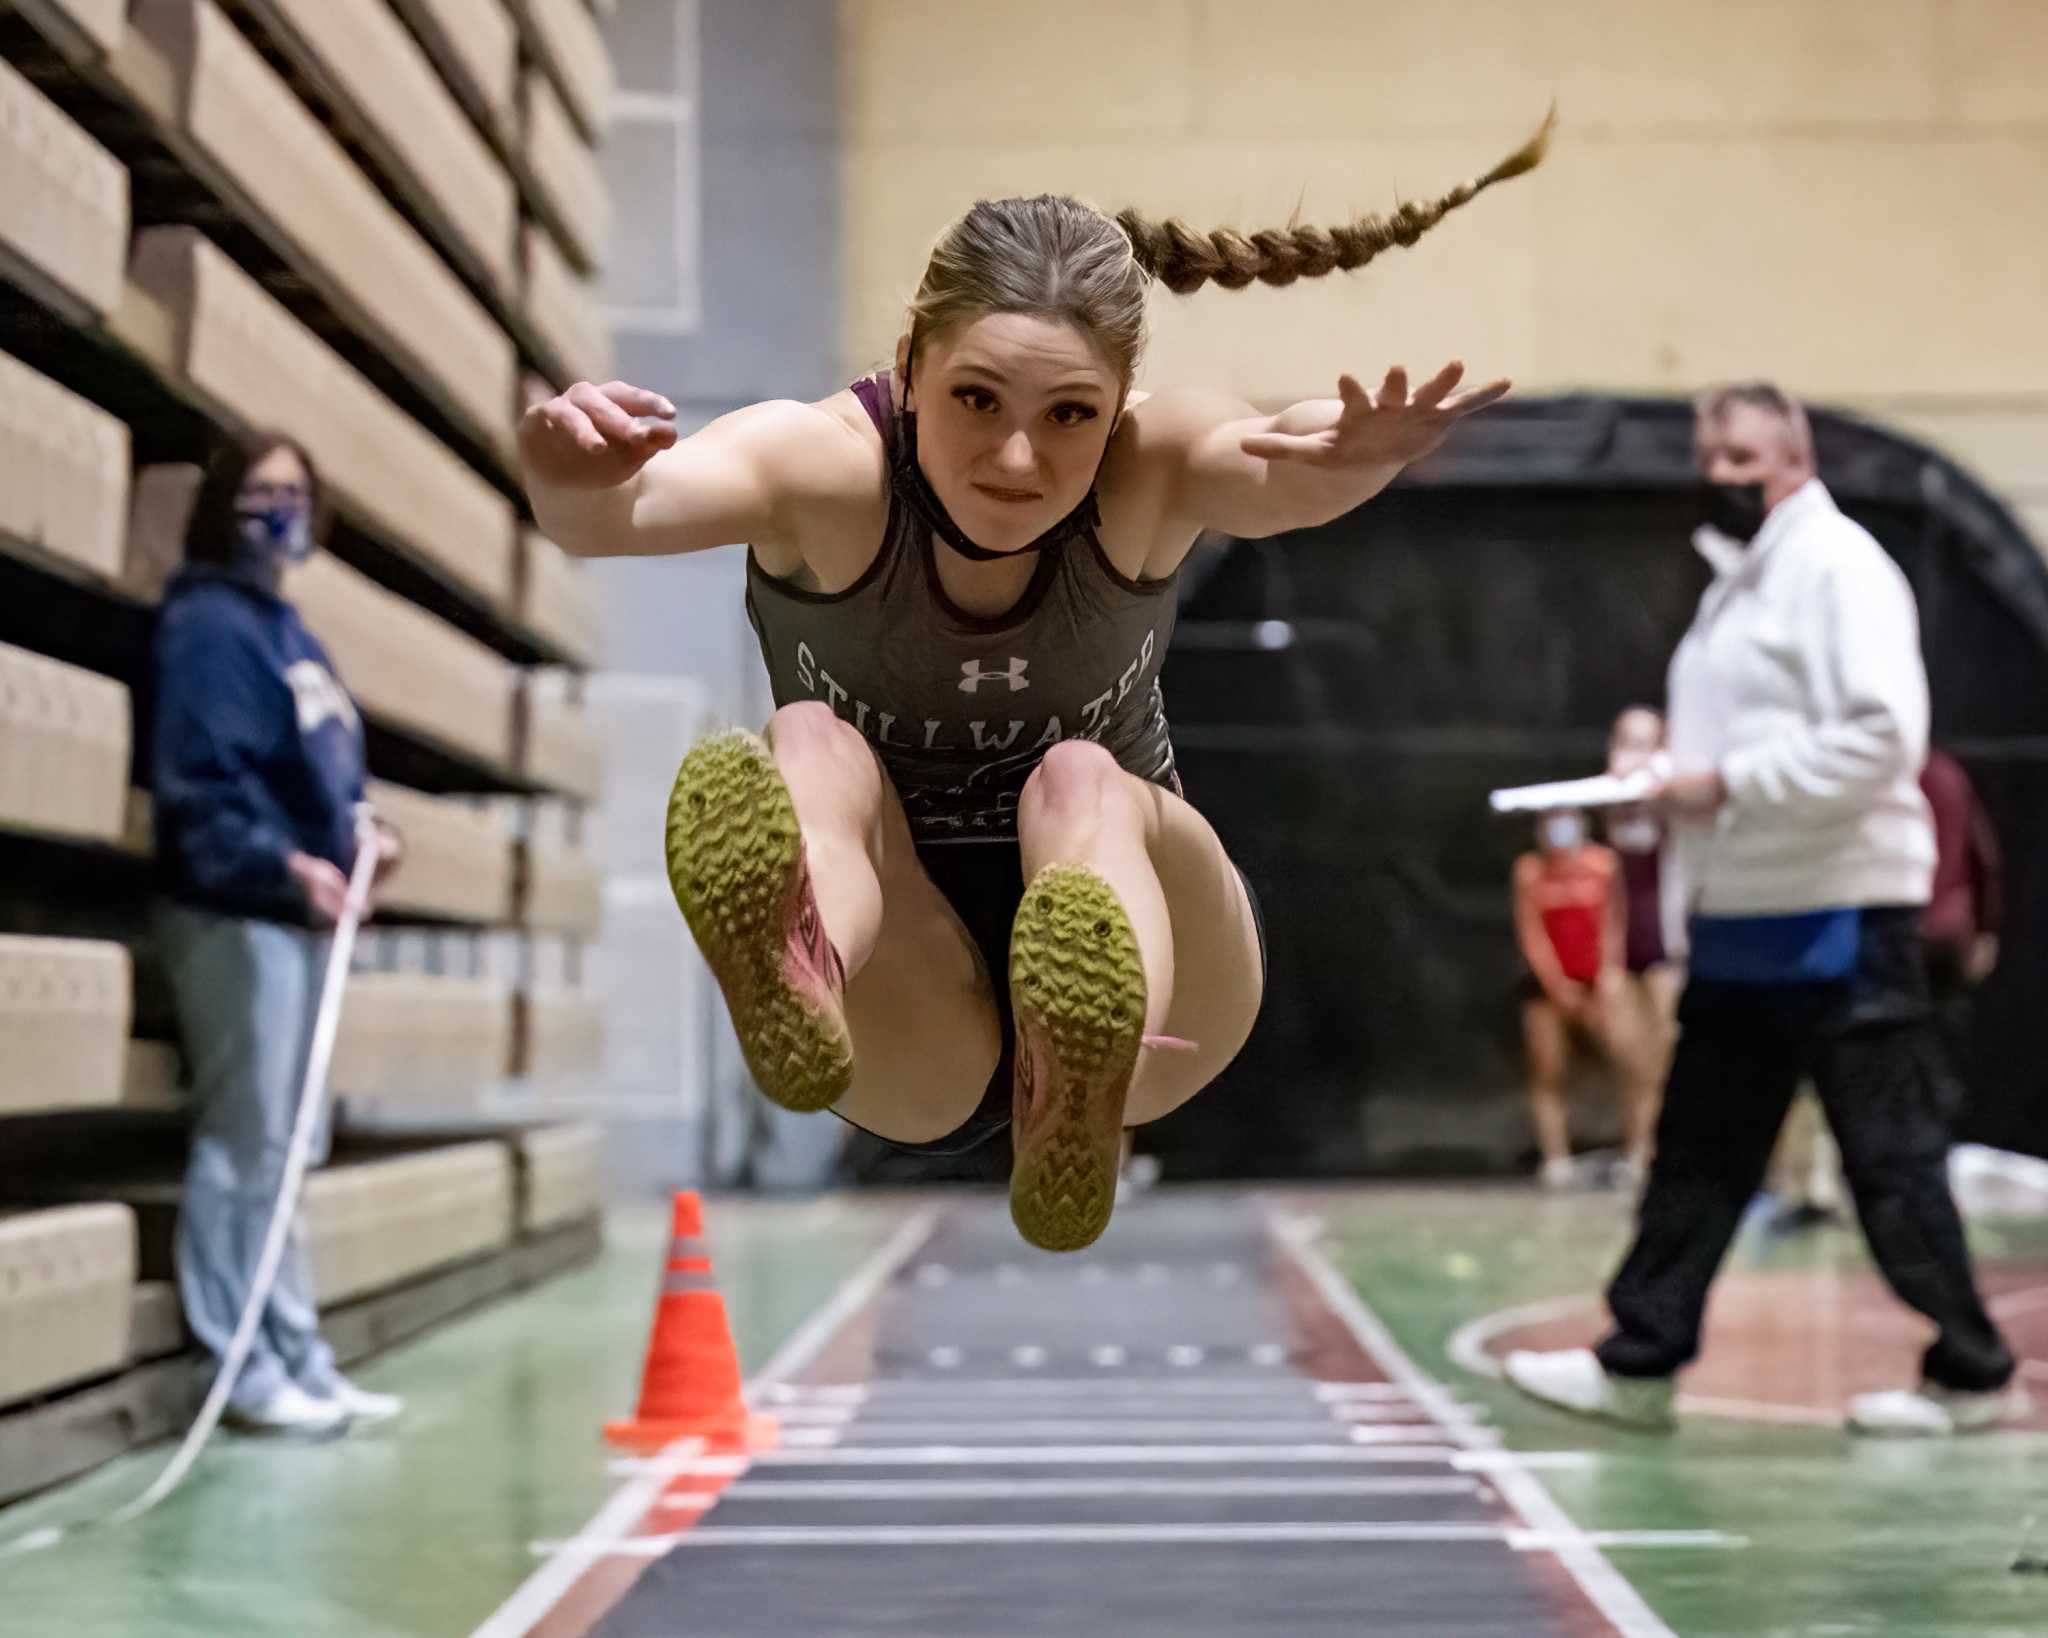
[1118,110,1554,296]
[899,111,1552,389]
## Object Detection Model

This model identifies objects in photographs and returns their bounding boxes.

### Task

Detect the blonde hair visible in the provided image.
[902,112,1555,389]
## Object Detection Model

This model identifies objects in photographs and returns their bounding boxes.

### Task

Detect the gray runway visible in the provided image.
[594,1195,1608,1637]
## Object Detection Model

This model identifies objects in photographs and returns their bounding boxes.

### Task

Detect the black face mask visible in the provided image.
[893,408,1105,563]
[1700,480,1769,544]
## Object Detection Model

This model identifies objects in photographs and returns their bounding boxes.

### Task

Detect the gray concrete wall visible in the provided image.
[587,1,848,1194]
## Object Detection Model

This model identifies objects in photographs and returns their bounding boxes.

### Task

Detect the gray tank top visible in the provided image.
[745,374,1180,846]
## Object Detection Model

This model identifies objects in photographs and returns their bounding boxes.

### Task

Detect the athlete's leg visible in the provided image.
[668,703,999,1143]
[1007,743,1263,1248]
[1016,743,1265,1118]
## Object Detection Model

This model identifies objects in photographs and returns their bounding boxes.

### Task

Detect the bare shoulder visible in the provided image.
[748,387,889,583]
[1116,385,1258,457]
[1098,386,1260,577]
[741,392,884,498]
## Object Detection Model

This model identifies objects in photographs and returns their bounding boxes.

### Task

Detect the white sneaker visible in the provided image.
[1847,1380,2032,1437]
[320,1376,406,1425]
[225,1381,351,1437]
[1538,1156,1579,1191]
[1504,1347,1676,1429]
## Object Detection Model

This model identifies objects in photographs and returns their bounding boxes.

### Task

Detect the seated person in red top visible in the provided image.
[1512,807,1638,1188]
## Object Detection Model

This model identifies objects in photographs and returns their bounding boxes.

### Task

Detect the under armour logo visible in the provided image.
[958,656,1030,694]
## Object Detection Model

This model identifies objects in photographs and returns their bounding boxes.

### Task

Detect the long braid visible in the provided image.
[1118,109,1555,296]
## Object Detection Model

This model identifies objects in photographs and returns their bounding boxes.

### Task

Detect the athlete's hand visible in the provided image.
[519,380,679,491]
[1238,363,1511,468]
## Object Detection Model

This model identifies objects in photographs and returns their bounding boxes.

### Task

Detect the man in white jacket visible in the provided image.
[1506,384,2022,1437]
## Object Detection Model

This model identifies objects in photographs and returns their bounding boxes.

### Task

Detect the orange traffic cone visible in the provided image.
[604,1192,778,1451]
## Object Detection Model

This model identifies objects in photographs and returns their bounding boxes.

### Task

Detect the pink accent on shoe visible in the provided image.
[1142,1034,1199,1054]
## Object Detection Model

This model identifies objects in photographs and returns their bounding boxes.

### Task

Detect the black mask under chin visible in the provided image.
[1700,480,1769,544]
[893,409,1103,563]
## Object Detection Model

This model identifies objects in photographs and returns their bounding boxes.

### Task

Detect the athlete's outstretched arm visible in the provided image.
[519,380,866,558]
[1149,362,1509,543]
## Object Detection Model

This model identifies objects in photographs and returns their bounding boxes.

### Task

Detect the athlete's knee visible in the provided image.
[1020,740,1128,825]
[767,701,877,792]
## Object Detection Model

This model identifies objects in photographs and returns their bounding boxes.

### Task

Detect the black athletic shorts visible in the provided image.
[834,841,1267,1157]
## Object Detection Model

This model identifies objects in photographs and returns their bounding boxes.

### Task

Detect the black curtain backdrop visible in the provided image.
[1148,396,2048,1179]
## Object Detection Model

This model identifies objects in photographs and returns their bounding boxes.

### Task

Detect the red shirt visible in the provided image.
[1519,848,1615,984]
[1920,748,2002,955]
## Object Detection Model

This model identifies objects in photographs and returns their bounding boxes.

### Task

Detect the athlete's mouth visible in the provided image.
[973,483,1042,505]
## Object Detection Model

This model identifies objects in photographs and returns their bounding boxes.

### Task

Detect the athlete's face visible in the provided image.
[900,313,1123,553]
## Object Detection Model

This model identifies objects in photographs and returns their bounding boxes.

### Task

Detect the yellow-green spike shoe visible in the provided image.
[1007,864,1147,1252]
[664,729,851,1112]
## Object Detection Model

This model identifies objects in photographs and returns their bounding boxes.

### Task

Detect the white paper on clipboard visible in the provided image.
[1488,764,1662,815]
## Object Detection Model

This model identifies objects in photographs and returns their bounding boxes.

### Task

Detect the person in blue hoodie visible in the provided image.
[151,429,405,1436]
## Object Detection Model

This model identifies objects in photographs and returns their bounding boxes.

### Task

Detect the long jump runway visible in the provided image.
[583,1195,1686,1637]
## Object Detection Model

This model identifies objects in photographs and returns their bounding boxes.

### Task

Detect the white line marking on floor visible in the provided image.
[717,1476,1484,1501]
[1444,1293,1597,1382]
[1676,1394,1843,1427]
[762,1404,859,1426]
[527,1523,1749,1555]
[1452,1451,1597,1473]
[651,1493,720,1514]
[836,1377,1329,1397]
[1312,1383,1423,1403]
[1010,1345,1048,1369]
[1166,1345,1204,1367]
[1510,1530,1748,1552]
[927,1346,964,1369]
[760,1383,870,1405]
[1989,1285,2048,1319]
[469,1207,940,1638]
[1272,1210,1680,1638]
[744,1443,1463,1467]
[1445,1293,1852,1427]
[817,1420,1402,1441]
[1348,1425,1452,1443]
[1089,1345,1127,1368]
[608,1453,751,1479]
[1248,1342,1285,1364]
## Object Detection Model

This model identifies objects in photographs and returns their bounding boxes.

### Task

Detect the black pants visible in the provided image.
[1597,907,2014,1392]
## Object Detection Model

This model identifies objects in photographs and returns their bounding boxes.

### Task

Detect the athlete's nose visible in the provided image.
[991,429,1036,479]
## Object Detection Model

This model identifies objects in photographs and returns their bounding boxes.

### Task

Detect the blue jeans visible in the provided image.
[156,901,344,1410]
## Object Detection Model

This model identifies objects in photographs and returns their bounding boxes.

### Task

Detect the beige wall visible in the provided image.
[841,0,2048,540]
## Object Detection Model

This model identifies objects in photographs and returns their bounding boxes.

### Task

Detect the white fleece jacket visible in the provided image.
[1665,477,1936,918]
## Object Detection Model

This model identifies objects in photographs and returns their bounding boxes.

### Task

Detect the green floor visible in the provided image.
[0,1196,905,1638]
[1316,1185,2048,1638]
[2,1185,2043,1638]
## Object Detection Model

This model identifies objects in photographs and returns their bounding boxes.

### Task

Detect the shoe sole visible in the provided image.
[1008,865,1146,1253]
[665,730,852,1113]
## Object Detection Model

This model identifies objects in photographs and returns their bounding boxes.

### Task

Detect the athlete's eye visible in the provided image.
[1050,402,1100,428]
[952,387,998,414]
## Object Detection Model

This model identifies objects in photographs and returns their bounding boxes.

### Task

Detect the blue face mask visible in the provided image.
[233,501,314,567]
